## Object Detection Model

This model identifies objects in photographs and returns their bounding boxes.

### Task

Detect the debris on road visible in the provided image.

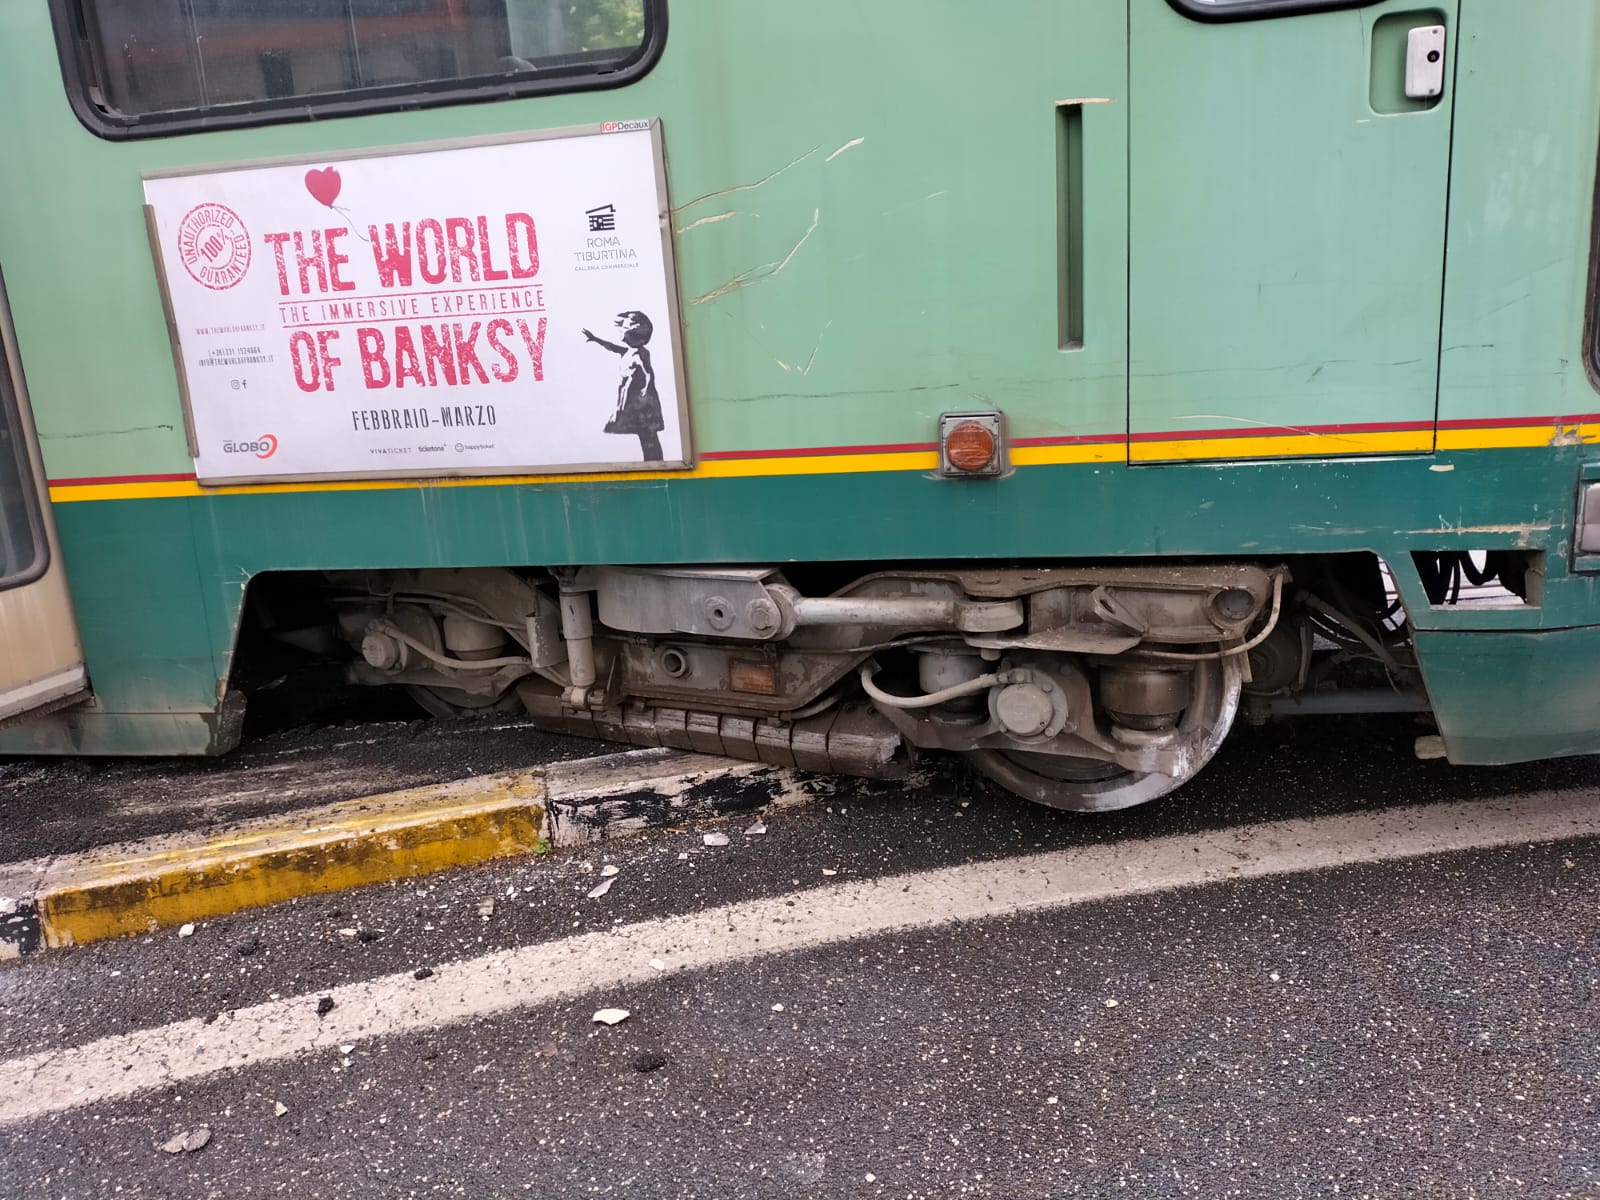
[316,996,335,1017]
[356,929,381,943]
[413,967,434,981]
[649,958,666,971]
[771,1003,785,1012]
[477,897,496,920]
[745,821,768,836]
[702,832,730,847]
[1414,734,1447,760]
[235,936,261,958]
[632,1050,668,1073]
[537,1041,560,1057]
[159,1127,211,1154]
[822,869,838,877]
[600,864,620,877]
[586,877,615,899]
[273,1102,288,1118]
[592,1007,631,1026]
[177,923,195,939]
[337,927,358,938]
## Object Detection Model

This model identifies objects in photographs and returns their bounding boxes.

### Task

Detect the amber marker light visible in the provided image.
[944,421,997,473]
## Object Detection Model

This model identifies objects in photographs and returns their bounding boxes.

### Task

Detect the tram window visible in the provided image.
[0,366,45,591]
[1167,0,1382,20]
[53,0,661,137]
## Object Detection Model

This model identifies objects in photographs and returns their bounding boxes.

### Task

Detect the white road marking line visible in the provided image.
[2,790,1598,1124]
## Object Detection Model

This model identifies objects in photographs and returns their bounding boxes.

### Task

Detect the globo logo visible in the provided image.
[222,434,278,459]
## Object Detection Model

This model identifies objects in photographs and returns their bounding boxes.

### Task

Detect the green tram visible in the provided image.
[1,0,1598,812]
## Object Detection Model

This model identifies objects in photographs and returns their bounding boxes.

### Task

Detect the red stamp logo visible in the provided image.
[176,202,251,291]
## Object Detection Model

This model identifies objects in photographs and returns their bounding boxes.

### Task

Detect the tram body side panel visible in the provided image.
[0,2,1595,760]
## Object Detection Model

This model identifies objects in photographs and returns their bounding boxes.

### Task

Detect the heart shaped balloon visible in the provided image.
[304,167,342,208]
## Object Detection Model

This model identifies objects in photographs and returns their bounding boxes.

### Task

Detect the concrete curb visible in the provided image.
[0,747,870,957]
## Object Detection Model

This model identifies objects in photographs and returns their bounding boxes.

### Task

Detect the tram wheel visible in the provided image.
[965,657,1242,813]
[406,684,522,720]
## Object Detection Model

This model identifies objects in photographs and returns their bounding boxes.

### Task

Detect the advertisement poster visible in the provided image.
[144,122,689,484]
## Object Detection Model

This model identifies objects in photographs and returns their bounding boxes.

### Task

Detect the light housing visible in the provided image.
[938,410,1007,478]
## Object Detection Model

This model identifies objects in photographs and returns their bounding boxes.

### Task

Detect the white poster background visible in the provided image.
[144,124,688,484]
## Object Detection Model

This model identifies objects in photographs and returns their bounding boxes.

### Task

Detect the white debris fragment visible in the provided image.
[586,877,615,900]
[1270,971,1281,982]
[177,923,196,939]
[866,1173,877,1183]
[649,958,667,971]
[702,832,730,847]
[744,821,768,836]
[600,865,620,877]
[1414,734,1447,760]
[160,1127,212,1154]
[477,897,496,920]
[273,1102,288,1118]
[1104,998,1119,1008]
[337,928,358,938]
[678,852,690,861]
[822,869,838,877]
[771,1003,785,1012]
[592,1008,631,1026]
[339,1044,355,1054]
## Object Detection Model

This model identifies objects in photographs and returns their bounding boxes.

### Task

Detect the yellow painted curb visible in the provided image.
[37,772,545,949]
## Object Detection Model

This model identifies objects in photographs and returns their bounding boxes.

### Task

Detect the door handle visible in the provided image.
[1404,25,1447,100]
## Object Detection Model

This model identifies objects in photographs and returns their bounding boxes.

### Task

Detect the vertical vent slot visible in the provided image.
[1056,101,1085,351]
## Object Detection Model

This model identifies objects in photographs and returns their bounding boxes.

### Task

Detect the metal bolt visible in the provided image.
[746,598,780,635]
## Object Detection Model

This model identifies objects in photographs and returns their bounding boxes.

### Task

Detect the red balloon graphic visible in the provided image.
[304,167,342,208]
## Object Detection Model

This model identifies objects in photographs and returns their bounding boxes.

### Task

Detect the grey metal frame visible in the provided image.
[0,269,50,592]
[143,119,695,488]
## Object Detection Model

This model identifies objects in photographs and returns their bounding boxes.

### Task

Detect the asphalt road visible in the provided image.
[3,716,1599,1198]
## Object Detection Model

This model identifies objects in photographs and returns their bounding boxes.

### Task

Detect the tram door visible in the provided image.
[1128,0,1458,461]
[0,274,86,723]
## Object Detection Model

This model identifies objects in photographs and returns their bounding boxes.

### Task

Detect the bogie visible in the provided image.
[235,558,1370,811]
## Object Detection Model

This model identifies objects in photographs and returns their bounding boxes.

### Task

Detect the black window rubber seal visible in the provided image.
[48,0,668,141]
[1583,125,1600,396]
[1166,0,1383,22]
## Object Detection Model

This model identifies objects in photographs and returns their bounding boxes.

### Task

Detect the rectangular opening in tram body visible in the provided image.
[0,272,87,725]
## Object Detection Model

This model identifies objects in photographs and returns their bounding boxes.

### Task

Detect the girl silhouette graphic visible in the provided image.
[582,310,664,462]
